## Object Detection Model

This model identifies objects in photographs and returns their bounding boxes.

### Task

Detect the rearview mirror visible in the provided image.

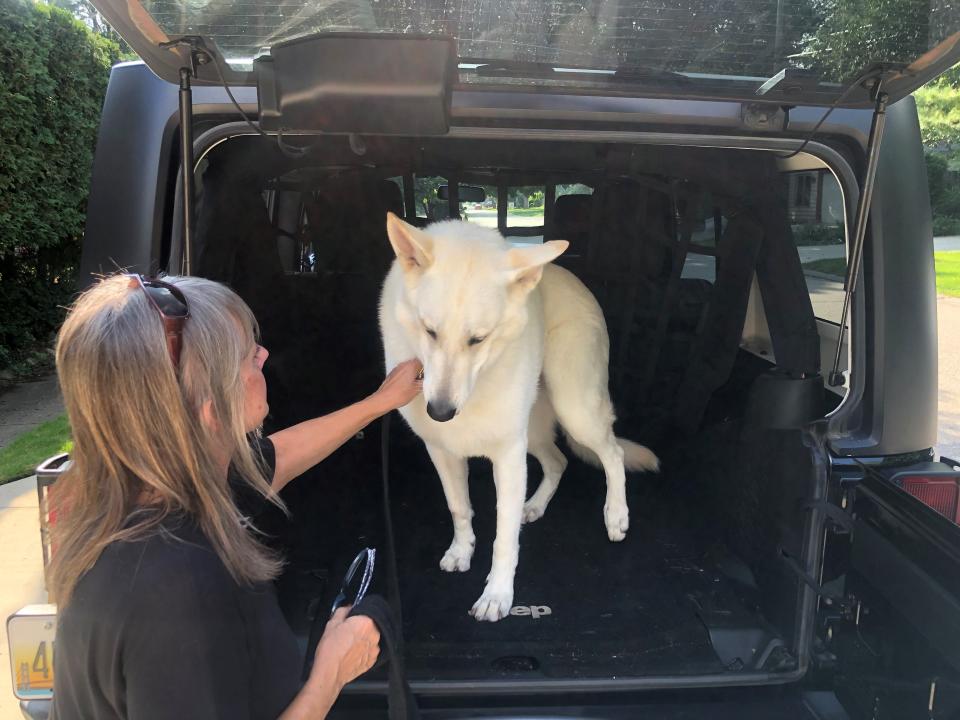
[437,185,487,202]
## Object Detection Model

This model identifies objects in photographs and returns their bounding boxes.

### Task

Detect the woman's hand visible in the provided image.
[372,358,423,413]
[283,608,380,719]
[313,607,381,690]
[268,358,423,493]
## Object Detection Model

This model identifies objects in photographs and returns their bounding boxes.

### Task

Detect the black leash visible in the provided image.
[354,413,417,719]
[350,595,420,720]
[379,413,405,626]
[300,413,418,719]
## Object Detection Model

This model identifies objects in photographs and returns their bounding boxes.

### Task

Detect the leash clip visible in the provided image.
[330,547,376,617]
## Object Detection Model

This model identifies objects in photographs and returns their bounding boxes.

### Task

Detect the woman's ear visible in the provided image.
[200,399,219,431]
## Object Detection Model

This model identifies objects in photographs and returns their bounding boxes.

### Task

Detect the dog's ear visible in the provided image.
[505,240,569,293]
[386,212,433,273]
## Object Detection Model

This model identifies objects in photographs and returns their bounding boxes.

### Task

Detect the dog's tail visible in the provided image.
[564,434,660,473]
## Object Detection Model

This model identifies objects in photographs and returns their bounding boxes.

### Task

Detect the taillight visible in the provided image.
[892,473,960,524]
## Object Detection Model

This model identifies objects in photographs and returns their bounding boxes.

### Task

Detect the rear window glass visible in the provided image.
[140,0,959,89]
[506,186,545,231]
[788,170,847,326]
[414,175,448,220]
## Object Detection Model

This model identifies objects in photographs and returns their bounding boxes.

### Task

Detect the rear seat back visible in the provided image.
[552,177,780,444]
[548,193,592,273]
[378,179,405,218]
[196,166,403,426]
[194,154,815,441]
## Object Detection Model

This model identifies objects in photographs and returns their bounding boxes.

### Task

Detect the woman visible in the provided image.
[48,273,422,720]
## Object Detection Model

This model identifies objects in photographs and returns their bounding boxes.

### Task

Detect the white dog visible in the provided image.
[379,213,659,622]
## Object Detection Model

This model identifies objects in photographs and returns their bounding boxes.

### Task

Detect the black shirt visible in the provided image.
[51,439,302,720]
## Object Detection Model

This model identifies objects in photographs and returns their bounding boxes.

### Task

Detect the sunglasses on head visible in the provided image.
[127,274,190,371]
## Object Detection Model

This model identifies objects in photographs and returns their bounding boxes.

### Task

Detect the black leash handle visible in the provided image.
[349,595,420,720]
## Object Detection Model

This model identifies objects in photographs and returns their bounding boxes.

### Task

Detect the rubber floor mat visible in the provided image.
[387,437,735,681]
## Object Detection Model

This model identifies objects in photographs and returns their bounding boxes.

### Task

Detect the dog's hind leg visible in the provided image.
[549,375,629,541]
[594,436,629,542]
[426,443,475,572]
[545,320,630,541]
[524,443,566,523]
[523,390,567,523]
[564,422,629,542]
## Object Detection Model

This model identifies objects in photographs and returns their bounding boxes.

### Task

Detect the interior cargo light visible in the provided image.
[893,474,960,524]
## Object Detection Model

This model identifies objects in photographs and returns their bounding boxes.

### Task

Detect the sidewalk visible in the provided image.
[934,235,960,251]
[0,476,47,719]
[0,377,63,450]
[796,235,960,263]
[937,296,960,460]
[0,378,61,716]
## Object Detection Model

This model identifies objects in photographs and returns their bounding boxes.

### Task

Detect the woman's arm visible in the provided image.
[268,359,422,492]
[279,608,380,720]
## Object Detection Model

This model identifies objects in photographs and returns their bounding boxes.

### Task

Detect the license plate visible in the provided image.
[7,605,57,701]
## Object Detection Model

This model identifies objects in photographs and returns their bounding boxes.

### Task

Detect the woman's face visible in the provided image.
[241,343,269,432]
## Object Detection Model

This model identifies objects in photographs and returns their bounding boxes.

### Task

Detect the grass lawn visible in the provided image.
[802,257,847,277]
[0,414,72,485]
[801,251,960,298]
[936,251,960,297]
[507,207,545,217]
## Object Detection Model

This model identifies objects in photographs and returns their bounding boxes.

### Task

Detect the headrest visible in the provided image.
[379,180,405,218]
[553,193,592,233]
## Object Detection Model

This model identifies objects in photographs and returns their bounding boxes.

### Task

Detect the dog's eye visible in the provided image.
[425,327,437,340]
[468,335,486,346]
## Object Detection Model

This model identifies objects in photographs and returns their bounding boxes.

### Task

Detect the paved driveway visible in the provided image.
[0,478,46,719]
[937,296,960,460]
[0,377,62,449]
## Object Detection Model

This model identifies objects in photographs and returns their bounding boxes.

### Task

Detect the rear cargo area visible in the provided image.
[390,435,780,681]
[264,357,818,685]
[192,133,842,687]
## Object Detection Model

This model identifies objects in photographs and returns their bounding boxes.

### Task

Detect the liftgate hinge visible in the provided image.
[741,103,788,132]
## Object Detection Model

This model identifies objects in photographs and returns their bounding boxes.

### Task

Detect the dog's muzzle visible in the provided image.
[426,401,457,423]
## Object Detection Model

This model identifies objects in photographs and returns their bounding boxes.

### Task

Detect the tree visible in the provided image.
[914,80,960,147]
[624,0,817,77]
[933,64,960,89]
[802,0,937,82]
[0,1,119,374]
[48,0,135,58]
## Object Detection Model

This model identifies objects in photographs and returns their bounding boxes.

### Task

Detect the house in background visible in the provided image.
[786,169,844,227]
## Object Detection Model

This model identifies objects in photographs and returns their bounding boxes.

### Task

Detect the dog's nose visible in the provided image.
[426,401,457,423]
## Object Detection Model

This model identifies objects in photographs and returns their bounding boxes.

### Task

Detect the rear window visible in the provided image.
[788,170,847,326]
[140,0,959,90]
[505,185,545,234]
[414,175,448,220]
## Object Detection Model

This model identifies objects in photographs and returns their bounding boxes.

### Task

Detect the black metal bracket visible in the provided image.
[159,35,213,77]
[160,36,214,275]
[828,77,890,387]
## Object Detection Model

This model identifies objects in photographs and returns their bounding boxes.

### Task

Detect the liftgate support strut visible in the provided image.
[829,81,889,387]
[160,36,213,276]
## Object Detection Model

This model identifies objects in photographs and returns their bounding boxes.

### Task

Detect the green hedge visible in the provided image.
[0,0,118,376]
[925,152,960,237]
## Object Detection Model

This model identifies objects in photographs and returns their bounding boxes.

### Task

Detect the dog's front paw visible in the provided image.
[604,502,629,542]
[469,586,513,622]
[440,540,474,572]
